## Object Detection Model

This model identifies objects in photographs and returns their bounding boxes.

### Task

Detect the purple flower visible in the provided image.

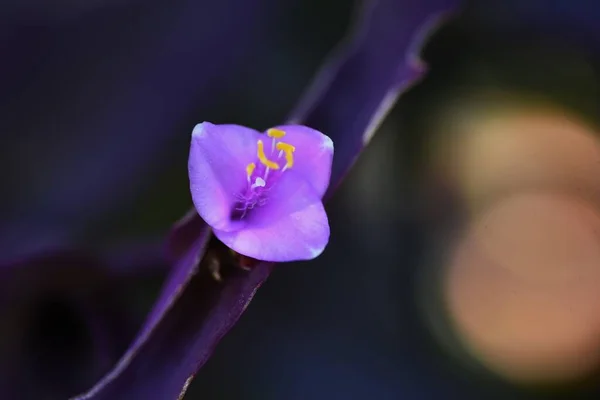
[188,122,333,262]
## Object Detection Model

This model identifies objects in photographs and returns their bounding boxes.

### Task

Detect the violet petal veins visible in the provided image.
[189,122,333,262]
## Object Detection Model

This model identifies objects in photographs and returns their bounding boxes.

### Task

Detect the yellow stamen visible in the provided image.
[246,162,256,178]
[276,141,295,169]
[267,128,286,139]
[257,140,280,170]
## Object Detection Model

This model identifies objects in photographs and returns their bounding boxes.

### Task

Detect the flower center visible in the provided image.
[230,128,296,220]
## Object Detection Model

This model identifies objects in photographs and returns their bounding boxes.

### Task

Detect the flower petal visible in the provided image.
[269,125,334,198]
[213,171,329,262]
[189,122,261,232]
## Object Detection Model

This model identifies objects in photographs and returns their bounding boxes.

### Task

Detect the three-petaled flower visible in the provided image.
[188,122,333,262]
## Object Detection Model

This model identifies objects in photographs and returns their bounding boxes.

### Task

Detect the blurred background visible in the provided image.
[1,0,600,399]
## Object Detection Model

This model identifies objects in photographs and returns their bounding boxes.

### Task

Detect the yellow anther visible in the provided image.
[257,140,280,170]
[276,142,295,152]
[267,128,286,139]
[246,162,256,178]
[276,141,295,169]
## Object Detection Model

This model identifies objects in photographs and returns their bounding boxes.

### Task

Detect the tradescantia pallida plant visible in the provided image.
[6,0,600,399]
[72,0,461,399]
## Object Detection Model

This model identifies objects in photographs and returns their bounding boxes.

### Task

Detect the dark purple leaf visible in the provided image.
[287,0,454,196]
[74,0,461,399]
[74,232,270,400]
